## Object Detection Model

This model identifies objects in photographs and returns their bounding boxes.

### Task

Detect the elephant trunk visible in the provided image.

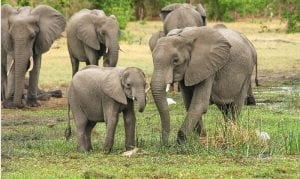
[13,40,31,107]
[135,90,146,113]
[151,70,170,145]
[106,40,119,67]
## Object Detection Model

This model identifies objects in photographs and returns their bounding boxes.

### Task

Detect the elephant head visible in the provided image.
[150,27,231,144]
[121,67,147,112]
[160,3,206,27]
[76,11,120,67]
[101,67,146,113]
[1,5,65,107]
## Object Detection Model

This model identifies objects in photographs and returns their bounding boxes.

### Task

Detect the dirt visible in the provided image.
[257,73,300,85]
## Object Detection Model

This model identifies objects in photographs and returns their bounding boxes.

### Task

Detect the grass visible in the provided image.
[2,19,300,178]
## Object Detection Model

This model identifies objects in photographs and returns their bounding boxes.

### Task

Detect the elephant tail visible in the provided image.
[65,102,72,141]
[254,59,260,87]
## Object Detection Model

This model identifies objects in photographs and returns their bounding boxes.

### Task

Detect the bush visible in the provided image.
[93,0,134,30]
[281,0,300,33]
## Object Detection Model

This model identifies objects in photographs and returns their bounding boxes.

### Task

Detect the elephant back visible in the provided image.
[163,5,204,34]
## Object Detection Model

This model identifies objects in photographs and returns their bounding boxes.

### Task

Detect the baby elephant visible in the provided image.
[65,65,147,152]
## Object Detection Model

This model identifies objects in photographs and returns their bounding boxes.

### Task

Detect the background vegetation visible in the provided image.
[2,0,300,32]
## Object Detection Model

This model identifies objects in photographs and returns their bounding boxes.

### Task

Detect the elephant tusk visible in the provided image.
[145,86,151,93]
[28,56,34,72]
[105,48,109,54]
[119,48,125,53]
[7,59,15,76]
[166,84,171,92]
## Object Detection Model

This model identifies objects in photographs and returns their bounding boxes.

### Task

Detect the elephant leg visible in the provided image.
[230,104,239,123]
[123,101,136,151]
[84,45,99,66]
[177,78,213,144]
[1,52,8,101]
[103,103,119,152]
[71,56,79,77]
[231,77,251,123]
[179,81,193,111]
[3,55,16,108]
[217,104,231,122]
[73,111,90,151]
[76,121,90,152]
[194,117,207,137]
[245,82,256,105]
[180,81,206,136]
[27,54,41,107]
[85,120,97,151]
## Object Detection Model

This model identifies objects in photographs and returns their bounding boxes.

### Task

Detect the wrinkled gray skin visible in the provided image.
[160,3,206,34]
[66,65,146,152]
[149,3,206,51]
[213,24,258,105]
[1,5,65,108]
[67,9,120,76]
[150,26,256,145]
[149,3,207,93]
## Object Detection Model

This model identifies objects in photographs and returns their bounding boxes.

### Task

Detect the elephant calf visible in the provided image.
[65,65,147,152]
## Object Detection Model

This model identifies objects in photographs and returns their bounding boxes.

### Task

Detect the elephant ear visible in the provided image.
[182,27,231,86]
[160,3,182,21]
[102,70,127,105]
[1,5,17,52]
[195,4,207,26]
[31,5,66,54]
[76,13,101,50]
[149,31,165,52]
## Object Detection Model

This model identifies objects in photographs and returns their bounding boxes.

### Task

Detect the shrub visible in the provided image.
[93,0,134,30]
[281,0,300,33]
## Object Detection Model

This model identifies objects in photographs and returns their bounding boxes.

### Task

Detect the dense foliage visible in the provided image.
[2,0,299,31]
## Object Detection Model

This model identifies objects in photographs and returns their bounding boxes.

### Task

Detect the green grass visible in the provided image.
[2,20,300,178]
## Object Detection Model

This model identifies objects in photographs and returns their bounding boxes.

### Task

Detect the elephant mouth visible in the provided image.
[173,74,184,82]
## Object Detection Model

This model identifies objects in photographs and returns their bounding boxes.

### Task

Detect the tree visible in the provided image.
[280,0,300,33]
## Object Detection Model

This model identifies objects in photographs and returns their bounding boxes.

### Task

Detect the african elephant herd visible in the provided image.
[1,3,258,152]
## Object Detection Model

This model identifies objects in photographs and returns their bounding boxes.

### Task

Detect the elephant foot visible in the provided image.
[49,90,63,98]
[125,145,135,151]
[27,98,41,107]
[176,130,186,145]
[2,98,25,109]
[245,96,256,105]
[37,93,51,101]
[77,145,92,152]
[3,98,14,108]
[103,147,112,154]
[194,121,207,137]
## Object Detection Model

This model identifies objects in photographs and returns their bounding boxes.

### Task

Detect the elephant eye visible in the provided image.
[100,31,105,36]
[173,58,179,64]
[126,83,131,88]
[29,32,35,39]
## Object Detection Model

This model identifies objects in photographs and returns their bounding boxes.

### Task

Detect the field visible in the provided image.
[2,20,300,178]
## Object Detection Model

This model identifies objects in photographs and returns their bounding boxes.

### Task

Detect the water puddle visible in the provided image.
[255,85,300,110]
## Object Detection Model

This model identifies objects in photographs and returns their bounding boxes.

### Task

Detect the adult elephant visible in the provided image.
[67,9,120,76]
[150,26,256,145]
[150,3,206,51]
[160,3,206,34]
[149,3,206,92]
[1,5,66,108]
